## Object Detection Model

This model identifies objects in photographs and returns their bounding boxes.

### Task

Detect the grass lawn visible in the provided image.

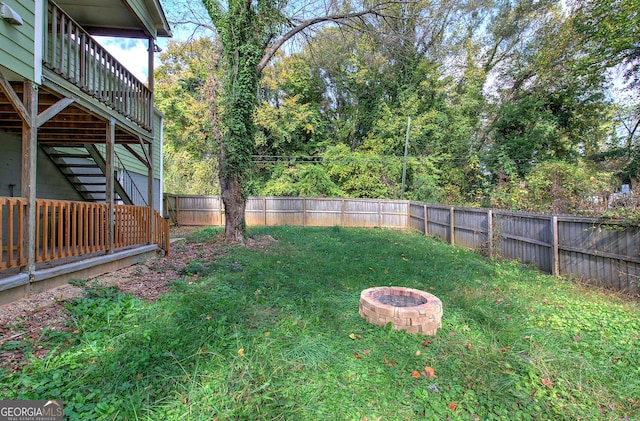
[1,226,639,420]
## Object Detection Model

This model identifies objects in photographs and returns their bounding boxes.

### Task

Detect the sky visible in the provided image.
[93,0,209,84]
[94,36,171,84]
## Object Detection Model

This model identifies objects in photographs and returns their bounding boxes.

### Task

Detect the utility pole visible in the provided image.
[401,117,411,200]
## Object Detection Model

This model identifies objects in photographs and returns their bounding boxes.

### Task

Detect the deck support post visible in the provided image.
[106,119,115,253]
[147,37,155,244]
[21,81,38,276]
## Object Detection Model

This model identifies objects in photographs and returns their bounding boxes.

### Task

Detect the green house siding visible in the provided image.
[153,111,162,175]
[94,112,162,178]
[125,0,156,38]
[0,0,36,80]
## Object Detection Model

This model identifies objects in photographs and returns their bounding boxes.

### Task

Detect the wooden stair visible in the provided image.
[42,145,134,205]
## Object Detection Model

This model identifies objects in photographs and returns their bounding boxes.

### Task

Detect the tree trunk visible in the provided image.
[219,148,246,243]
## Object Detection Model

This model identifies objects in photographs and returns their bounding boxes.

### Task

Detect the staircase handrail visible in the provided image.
[114,151,148,207]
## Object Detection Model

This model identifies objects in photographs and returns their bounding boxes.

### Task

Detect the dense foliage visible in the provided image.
[156,0,639,217]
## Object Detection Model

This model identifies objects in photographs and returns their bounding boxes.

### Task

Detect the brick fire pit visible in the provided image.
[359,286,442,335]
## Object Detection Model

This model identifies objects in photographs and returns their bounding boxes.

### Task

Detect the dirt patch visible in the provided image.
[0,226,254,373]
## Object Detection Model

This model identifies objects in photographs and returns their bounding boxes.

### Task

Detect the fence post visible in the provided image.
[423,204,428,236]
[551,216,559,276]
[378,200,382,228]
[263,197,267,226]
[175,195,180,225]
[406,201,410,229]
[487,209,493,258]
[449,207,455,245]
[303,197,307,227]
[341,198,345,227]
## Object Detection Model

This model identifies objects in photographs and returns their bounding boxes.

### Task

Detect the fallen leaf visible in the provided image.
[597,406,606,415]
[541,378,553,387]
[448,403,458,411]
[411,370,421,379]
[424,366,436,378]
[449,331,456,336]
[496,298,504,304]
[237,348,245,357]
[384,354,397,366]
[106,347,114,351]
[415,350,421,356]
[362,349,371,356]
[205,315,212,320]
[466,343,472,351]
[354,352,361,359]
[349,333,356,340]
[357,334,363,339]
[422,339,433,347]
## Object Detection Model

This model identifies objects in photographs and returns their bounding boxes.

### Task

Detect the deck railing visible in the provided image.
[114,204,149,249]
[0,197,27,270]
[36,199,109,263]
[153,210,171,256]
[1,198,170,271]
[44,1,152,131]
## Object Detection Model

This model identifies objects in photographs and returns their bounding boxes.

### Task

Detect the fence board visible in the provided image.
[305,198,343,226]
[409,203,426,233]
[426,206,450,242]
[453,208,489,252]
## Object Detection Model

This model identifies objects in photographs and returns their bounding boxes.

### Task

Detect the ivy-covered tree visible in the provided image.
[201,0,397,242]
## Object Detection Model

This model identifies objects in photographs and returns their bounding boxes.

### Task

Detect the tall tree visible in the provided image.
[201,0,396,242]
[572,0,640,183]
[155,38,221,195]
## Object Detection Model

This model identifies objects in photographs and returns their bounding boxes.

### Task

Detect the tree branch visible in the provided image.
[255,4,394,76]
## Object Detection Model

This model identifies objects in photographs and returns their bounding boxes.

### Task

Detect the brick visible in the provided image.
[402,325,423,334]
[388,316,410,326]
[374,304,396,317]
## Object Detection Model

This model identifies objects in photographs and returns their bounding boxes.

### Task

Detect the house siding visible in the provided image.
[0,0,36,81]
[125,0,156,38]
[0,132,82,200]
[95,112,162,178]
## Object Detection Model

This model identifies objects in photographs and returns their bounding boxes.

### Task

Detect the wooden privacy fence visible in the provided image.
[165,194,640,295]
[164,195,409,228]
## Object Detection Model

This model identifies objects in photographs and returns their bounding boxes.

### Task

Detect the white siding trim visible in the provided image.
[158,114,164,208]
[33,0,43,83]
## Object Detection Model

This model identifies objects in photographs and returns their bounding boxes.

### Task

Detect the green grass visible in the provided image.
[1,226,639,420]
